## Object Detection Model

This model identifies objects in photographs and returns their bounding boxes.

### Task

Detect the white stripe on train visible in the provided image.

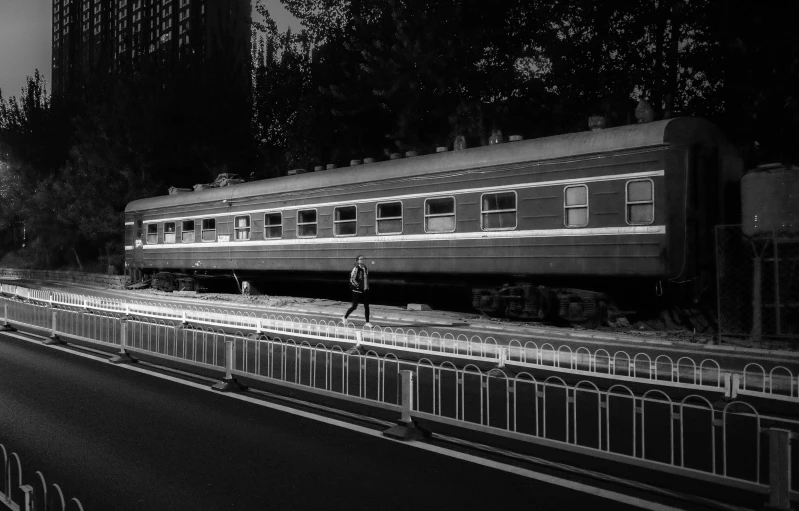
[126,225,666,250]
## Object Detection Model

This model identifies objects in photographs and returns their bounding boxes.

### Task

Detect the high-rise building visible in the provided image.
[51,0,251,99]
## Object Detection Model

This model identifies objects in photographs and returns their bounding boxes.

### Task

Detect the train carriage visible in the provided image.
[124,117,742,325]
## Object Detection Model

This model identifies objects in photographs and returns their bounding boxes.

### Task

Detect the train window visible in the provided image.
[201,218,216,242]
[626,179,654,225]
[181,220,195,242]
[234,215,251,240]
[164,222,176,243]
[136,219,142,238]
[334,206,357,237]
[297,209,317,238]
[564,185,588,227]
[481,191,517,230]
[146,223,157,244]
[424,197,455,233]
[264,212,282,239]
[376,201,402,234]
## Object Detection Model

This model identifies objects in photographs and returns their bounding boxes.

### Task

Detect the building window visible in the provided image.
[164,222,176,243]
[376,201,402,234]
[626,179,654,225]
[146,224,158,244]
[264,213,282,239]
[201,218,215,241]
[334,206,357,236]
[564,185,588,227]
[424,197,455,233]
[181,220,195,242]
[481,191,517,230]
[234,215,251,240]
[297,209,317,238]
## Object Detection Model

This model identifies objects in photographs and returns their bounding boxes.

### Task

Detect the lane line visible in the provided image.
[0,331,696,510]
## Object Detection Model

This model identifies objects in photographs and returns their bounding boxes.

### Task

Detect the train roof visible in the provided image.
[125,117,735,214]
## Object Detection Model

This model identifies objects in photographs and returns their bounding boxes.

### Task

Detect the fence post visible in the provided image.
[0,301,13,331]
[765,428,792,511]
[43,310,64,345]
[722,373,732,398]
[109,320,138,364]
[497,347,508,368]
[383,370,427,441]
[211,340,247,392]
[19,484,32,511]
[351,331,364,351]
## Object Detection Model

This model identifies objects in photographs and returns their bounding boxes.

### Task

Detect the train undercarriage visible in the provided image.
[471,284,610,327]
[134,269,621,328]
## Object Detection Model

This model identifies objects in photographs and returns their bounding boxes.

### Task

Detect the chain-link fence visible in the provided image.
[716,225,799,343]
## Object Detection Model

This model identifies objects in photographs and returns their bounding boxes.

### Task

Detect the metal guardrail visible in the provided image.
[1,283,797,400]
[1,444,83,511]
[1,293,797,509]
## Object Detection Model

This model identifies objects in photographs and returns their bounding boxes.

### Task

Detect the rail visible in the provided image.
[0,292,797,509]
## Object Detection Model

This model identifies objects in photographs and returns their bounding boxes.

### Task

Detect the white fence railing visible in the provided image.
[0,293,797,509]
[1,443,84,511]
[1,284,797,401]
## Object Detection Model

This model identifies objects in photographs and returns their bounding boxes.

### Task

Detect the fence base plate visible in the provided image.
[211,377,248,393]
[383,420,427,441]
[109,352,139,364]
[0,323,14,332]
[43,335,65,345]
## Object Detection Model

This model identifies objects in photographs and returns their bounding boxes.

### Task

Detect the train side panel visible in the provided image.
[126,146,687,280]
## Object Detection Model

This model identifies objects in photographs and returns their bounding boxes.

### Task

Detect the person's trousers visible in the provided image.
[345,290,370,322]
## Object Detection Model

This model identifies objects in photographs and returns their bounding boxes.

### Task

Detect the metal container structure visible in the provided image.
[741,164,799,237]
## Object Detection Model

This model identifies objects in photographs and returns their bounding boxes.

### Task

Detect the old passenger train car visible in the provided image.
[124,117,742,325]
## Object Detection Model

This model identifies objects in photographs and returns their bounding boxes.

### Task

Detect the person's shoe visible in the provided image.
[341,315,348,324]
[363,322,373,328]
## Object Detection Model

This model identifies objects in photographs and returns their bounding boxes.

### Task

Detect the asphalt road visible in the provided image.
[0,332,657,511]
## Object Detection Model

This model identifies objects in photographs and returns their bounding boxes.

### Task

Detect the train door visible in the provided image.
[133,215,144,281]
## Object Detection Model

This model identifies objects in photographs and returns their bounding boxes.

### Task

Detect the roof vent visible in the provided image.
[588,115,607,131]
[168,186,192,195]
[435,146,448,153]
[287,168,306,176]
[350,159,362,166]
[509,135,523,142]
[363,157,375,164]
[454,135,466,151]
[326,164,337,170]
[390,153,402,160]
[405,150,418,158]
[313,165,324,171]
[635,100,656,124]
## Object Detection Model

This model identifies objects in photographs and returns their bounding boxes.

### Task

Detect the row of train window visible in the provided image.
[143,180,654,244]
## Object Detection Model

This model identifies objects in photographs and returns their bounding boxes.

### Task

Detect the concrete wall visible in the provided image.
[0,268,127,289]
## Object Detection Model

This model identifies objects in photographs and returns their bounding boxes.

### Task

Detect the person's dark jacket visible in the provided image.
[349,264,368,292]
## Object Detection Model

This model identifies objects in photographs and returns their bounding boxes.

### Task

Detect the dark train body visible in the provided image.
[124,118,742,325]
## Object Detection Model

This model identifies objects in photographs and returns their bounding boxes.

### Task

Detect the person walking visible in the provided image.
[342,255,372,327]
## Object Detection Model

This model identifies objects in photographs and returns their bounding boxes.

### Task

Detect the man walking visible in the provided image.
[342,255,372,327]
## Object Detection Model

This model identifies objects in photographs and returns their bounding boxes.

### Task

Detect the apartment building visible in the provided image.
[52,0,250,98]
